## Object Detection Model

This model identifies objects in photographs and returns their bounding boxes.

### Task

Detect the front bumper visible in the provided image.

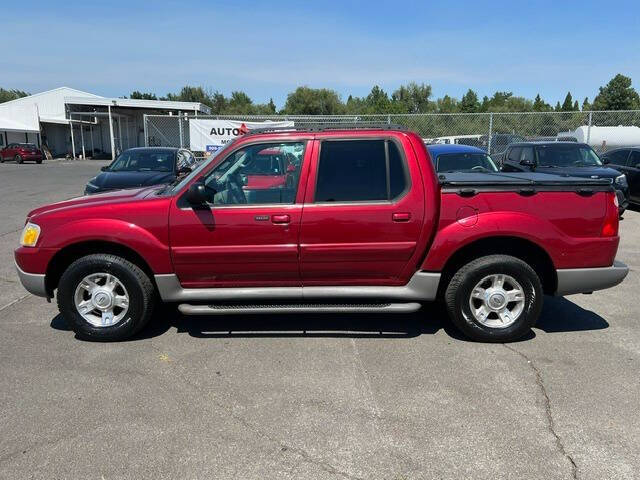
[14,260,48,297]
[555,260,629,296]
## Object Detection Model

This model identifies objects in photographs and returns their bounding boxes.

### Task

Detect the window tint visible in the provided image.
[520,147,534,162]
[630,151,640,167]
[507,147,521,162]
[202,142,304,205]
[315,139,407,203]
[109,149,175,172]
[388,141,407,198]
[536,145,602,167]
[436,153,498,172]
[605,150,630,166]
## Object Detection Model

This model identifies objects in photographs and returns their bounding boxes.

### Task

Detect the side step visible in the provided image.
[178,302,422,316]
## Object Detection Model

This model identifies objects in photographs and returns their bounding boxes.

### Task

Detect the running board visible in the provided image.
[178,302,422,316]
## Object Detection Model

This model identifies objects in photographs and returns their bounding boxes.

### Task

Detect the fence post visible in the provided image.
[586,111,593,145]
[143,114,149,147]
[487,113,494,153]
[178,111,184,148]
[387,114,391,125]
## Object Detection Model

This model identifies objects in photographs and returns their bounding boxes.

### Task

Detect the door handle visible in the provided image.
[271,214,291,224]
[392,212,411,222]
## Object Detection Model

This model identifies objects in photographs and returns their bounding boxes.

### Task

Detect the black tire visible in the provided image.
[444,254,543,342]
[57,254,156,341]
[15,155,23,164]
[36,159,42,164]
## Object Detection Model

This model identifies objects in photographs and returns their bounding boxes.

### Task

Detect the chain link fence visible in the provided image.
[144,111,640,159]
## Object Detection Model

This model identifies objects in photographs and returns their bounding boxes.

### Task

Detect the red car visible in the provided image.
[1,143,44,164]
[15,125,628,342]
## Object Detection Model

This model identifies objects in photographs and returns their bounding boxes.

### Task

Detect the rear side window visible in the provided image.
[315,139,407,202]
[507,147,521,162]
[605,150,630,166]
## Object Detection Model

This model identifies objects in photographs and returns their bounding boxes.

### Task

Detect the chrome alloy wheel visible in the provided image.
[73,273,129,327]
[469,274,525,329]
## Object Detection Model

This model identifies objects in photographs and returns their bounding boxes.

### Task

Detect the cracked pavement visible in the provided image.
[1,160,639,479]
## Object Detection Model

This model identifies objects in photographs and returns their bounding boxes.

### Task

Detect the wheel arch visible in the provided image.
[45,240,156,296]
[437,236,557,297]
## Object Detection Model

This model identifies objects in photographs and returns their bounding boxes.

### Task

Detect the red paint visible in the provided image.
[14,128,621,295]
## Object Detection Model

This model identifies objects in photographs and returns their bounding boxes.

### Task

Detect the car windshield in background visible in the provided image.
[436,153,499,173]
[19,143,37,149]
[109,150,175,172]
[536,145,602,167]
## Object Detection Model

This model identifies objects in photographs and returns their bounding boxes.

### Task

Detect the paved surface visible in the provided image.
[0,159,638,479]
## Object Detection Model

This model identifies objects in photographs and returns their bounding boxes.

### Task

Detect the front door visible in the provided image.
[169,140,311,288]
[627,150,640,203]
[299,136,425,286]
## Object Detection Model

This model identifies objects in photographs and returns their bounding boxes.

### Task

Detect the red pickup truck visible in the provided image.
[15,125,628,342]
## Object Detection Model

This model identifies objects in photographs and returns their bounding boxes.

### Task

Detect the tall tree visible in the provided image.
[130,91,157,100]
[573,100,579,111]
[282,86,343,115]
[582,97,591,111]
[592,74,640,110]
[532,94,551,112]
[391,82,432,113]
[561,92,574,112]
[459,89,480,113]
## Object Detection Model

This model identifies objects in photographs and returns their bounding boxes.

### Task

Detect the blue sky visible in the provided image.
[2,0,639,108]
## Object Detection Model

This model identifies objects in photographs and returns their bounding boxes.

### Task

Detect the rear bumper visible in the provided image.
[555,260,629,296]
[15,260,47,297]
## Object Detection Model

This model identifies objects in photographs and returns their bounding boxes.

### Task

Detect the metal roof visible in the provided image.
[0,117,40,133]
[64,96,211,114]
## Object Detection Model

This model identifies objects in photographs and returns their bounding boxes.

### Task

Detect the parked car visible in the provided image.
[0,143,43,164]
[500,141,630,213]
[426,144,499,173]
[84,147,196,194]
[15,126,627,343]
[600,147,640,206]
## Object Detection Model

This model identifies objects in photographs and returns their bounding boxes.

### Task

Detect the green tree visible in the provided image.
[532,94,552,112]
[0,88,29,103]
[554,101,561,111]
[561,92,574,112]
[210,91,228,114]
[573,100,579,111]
[592,74,640,110]
[391,82,432,113]
[282,86,343,115]
[130,90,157,100]
[459,89,480,113]
[436,95,458,113]
[582,97,591,111]
[365,85,392,113]
[224,91,254,114]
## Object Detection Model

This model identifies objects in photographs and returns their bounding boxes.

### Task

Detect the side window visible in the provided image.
[202,142,305,205]
[315,139,407,203]
[606,150,630,166]
[520,147,534,162]
[629,151,640,168]
[507,147,521,162]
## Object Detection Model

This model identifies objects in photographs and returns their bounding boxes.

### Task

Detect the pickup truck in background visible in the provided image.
[14,125,628,343]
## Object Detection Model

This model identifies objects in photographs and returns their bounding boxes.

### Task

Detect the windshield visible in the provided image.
[435,152,499,173]
[108,149,175,172]
[536,145,602,167]
[19,143,37,149]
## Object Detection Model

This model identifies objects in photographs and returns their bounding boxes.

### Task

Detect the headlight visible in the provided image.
[20,222,41,247]
[615,174,628,188]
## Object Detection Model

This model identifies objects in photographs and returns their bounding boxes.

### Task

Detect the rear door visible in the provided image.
[626,151,640,202]
[299,135,425,286]
[168,139,312,288]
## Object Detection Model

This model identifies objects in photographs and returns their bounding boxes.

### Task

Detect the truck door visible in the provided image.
[168,139,312,288]
[299,135,425,286]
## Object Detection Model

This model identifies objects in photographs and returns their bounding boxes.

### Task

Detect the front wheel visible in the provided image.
[444,255,543,342]
[57,254,156,341]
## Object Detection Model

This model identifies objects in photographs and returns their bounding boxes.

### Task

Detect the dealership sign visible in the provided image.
[189,119,294,153]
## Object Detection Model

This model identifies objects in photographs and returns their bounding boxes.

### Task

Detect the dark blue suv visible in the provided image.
[500,142,629,213]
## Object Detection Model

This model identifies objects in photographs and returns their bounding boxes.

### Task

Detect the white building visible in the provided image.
[0,87,210,159]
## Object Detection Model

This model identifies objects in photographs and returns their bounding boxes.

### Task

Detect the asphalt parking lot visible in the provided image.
[1,159,639,480]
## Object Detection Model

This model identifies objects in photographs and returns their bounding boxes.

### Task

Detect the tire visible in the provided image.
[444,254,543,342]
[36,159,42,164]
[15,155,23,164]
[57,254,156,341]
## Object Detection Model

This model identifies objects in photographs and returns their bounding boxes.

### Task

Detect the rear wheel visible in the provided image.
[15,155,23,164]
[57,254,156,341]
[444,255,543,342]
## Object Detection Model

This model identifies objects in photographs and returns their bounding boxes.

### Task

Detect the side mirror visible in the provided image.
[100,166,108,172]
[519,159,536,169]
[177,166,192,176]
[286,164,296,173]
[186,182,208,204]
[602,157,610,164]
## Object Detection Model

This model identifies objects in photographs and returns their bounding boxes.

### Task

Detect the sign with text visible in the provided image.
[189,119,294,153]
